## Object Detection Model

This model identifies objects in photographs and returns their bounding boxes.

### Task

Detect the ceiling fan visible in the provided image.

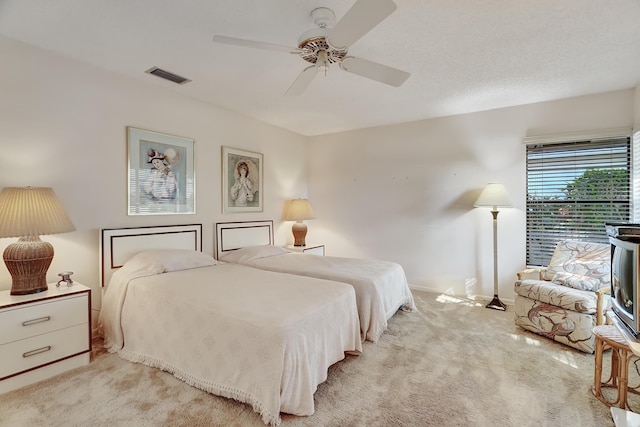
[213,0,410,96]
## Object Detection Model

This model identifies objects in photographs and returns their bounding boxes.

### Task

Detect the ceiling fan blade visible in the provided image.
[213,35,297,53]
[340,56,410,87]
[285,65,319,96]
[327,0,397,49]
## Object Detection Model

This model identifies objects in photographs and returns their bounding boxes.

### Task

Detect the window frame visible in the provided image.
[524,129,632,267]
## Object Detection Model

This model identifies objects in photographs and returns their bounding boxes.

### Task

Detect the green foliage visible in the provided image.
[562,168,629,200]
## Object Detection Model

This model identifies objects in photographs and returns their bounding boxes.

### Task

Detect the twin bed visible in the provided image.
[99,222,414,425]
[215,221,415,342]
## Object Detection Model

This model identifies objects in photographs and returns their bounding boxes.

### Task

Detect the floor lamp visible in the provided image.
[474,183,512,311]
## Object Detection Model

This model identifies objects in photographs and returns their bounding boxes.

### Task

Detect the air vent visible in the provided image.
[144,67,191,85]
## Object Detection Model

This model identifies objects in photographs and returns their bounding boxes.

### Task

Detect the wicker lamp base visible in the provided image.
[3,236,53,295]
[291,222,308,247]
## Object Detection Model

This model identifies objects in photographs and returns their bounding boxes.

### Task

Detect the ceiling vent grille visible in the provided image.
[145,67,191,85]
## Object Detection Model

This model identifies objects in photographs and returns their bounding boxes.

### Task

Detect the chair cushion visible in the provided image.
[515,279,601,314]
[551,272,600,292]
[542,240,611,290]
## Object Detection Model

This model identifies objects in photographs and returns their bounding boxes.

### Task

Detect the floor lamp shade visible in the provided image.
[0,187,76,295]
[473,183,512,210]
[284,199,316,246]
[474,183,512,311]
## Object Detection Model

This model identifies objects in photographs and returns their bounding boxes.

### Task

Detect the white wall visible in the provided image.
[307,89,635,301]
[0,36,309,327]
[1,34,636,321]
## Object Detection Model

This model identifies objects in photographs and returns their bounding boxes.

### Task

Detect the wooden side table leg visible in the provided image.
[593,335,605,400]
[611,346,624,407]
[612,346,621,388]
[620,349,631,410]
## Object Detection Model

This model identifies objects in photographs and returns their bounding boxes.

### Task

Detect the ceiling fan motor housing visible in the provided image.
[297,8,347,66]
[298,34,348,65]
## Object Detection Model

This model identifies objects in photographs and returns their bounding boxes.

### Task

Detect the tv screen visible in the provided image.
[610,236,639,337]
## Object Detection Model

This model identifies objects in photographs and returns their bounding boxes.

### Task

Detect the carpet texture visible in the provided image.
[0,290,634,426]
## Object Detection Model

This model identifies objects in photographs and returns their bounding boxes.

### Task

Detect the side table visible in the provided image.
[592,324,640,410]
[0,283,91,394]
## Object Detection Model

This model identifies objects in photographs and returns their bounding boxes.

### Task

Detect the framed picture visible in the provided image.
[222,146,263,213]
[127,126,195,215]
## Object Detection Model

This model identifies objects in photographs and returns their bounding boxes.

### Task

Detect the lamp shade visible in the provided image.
[0,187,75,295]
[0,187,76,238]
[474,183,512,209]
[284,199,316,222]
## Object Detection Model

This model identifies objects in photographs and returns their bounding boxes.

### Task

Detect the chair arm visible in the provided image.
[517,268,545,281]
[595,286,611,326]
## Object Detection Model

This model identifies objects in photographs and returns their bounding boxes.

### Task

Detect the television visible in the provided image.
[609,234,640,338]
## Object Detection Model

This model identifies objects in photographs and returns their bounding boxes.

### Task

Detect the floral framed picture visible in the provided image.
[222,146,263,213]
[127,126,195,215]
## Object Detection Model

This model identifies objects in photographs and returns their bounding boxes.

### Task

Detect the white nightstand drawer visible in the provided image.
[0,323,89,380]
[0,294,88,345]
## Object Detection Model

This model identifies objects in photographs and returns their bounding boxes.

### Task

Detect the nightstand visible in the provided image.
[287,244,325,256]
[0,283,91,394]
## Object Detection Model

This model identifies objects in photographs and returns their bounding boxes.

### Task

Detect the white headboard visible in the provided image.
[100,224,203,287]
[215,220,273,260]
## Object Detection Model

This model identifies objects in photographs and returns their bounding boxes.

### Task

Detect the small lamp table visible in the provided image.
[592,324,640,410]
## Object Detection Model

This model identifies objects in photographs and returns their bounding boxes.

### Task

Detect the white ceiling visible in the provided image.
[1,0,639,136]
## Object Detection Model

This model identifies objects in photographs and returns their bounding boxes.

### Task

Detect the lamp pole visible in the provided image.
[474,183,511,311]
[486,208,506,311]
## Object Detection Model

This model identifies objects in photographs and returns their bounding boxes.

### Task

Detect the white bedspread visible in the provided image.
[100,262,362,426]
[220,246,416,342]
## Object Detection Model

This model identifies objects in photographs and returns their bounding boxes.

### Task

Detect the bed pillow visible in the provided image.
[117,251,164,280]
[133,249,218,272]
[551,271,600,292]
[220,245,289,263]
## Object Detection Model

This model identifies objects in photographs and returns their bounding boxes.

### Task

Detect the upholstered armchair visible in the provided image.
[514,240,611,353]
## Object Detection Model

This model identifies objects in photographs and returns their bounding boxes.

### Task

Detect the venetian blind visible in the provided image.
[633,129,640,222]
[526,136,631,266]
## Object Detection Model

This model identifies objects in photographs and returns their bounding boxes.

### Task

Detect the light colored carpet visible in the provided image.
[0,290,632,426]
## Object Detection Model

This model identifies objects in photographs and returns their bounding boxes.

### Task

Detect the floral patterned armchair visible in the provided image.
[514,240,611,353]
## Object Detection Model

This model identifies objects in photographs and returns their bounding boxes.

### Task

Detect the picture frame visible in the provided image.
[222,146,263,213]
[127,126,195,215]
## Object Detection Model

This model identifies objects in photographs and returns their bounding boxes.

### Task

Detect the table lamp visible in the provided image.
[285,198,316,246]
[474,183,512,311]
[0,187,76,295]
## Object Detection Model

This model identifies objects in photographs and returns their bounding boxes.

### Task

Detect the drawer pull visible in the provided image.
[23,346,52,358]
[22,316,51,326]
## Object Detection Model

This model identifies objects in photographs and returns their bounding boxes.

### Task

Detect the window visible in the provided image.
[526,134,631,266]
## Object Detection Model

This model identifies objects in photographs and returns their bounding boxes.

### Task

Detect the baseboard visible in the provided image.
[408,284,514,306]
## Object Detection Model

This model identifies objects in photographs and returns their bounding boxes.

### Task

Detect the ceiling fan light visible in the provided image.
[317,50,329,73]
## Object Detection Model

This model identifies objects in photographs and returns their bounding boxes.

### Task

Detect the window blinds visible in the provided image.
[526,136,631,266]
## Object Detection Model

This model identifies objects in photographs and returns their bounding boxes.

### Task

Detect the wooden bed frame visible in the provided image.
[215,220,273,260]
[100,224,203,288]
